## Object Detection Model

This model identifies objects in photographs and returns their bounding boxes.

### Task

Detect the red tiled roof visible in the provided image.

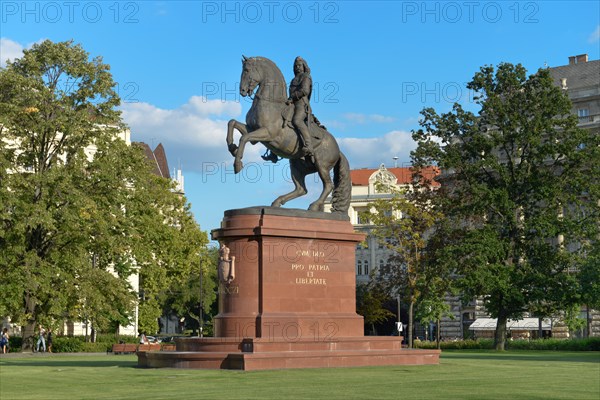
[350,166,440,186]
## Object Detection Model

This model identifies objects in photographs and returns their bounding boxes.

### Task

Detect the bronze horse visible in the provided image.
[226,56,350,213]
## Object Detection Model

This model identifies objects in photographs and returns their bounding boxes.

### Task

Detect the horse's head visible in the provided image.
[240,56,260,97]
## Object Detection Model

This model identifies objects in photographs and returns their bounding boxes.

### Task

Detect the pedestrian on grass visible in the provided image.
[36,325,46,352]
[47,328,53,353]
[0,328,9,354]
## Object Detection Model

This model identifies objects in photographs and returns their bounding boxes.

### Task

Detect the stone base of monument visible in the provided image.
[138,207,440,370]
[138,336,440,370]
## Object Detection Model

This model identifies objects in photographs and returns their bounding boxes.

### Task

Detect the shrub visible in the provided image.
[506,338,600,351]
[7,336,22,352]
[412,337,600,351]
[51,335,137,353]
[52,336,85,353]
[413,339,494,350]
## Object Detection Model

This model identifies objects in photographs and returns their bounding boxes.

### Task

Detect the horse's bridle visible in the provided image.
[243,60,260,100]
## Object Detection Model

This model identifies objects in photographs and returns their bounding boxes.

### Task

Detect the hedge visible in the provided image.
[4,335,139,353]
[413,337,600,351]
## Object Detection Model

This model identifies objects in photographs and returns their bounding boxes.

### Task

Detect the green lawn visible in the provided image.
[0,351,598,400]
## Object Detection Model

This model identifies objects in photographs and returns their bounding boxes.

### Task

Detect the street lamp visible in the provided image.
[199,256,204,338]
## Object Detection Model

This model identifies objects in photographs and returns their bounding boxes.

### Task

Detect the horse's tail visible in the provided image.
[331,152,351,214]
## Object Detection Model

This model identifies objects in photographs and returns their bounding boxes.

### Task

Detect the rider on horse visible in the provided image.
[286,56,314,159]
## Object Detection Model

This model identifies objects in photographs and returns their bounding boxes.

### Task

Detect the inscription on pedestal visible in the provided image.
[290,248,331,285]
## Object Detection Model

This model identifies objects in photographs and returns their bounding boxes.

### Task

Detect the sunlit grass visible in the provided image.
[0,351,598,399]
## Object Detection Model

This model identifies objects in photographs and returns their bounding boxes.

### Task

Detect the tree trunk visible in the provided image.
[408,301,414,349]
[494,313,508,351]
[21,293,36,352]
[586,306,591,339]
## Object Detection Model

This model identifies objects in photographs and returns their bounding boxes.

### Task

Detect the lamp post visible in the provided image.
[199,257,204,338]
[397,294,403,343]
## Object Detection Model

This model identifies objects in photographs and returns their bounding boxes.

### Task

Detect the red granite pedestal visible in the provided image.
[138,207,440,370]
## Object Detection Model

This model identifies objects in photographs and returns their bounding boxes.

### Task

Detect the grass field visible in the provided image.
[1,351,598,400]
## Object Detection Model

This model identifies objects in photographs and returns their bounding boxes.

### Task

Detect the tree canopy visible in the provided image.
[360,181,450,348]
[0,40,211,348]
[411,63,600,350]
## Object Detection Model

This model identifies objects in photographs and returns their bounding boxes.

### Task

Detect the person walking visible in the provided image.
[47,328,53,353]
[0,328,9,354]
[36,325,46,352]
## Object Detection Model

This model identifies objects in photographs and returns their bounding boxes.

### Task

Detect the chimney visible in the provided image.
[569,54,588,65]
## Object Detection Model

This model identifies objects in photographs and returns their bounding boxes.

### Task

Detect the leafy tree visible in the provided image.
[360,182,449,348]
[0,40,210,348]
[579,242,600,310]
[163,247,218,336]
[356,276,395,335]
[412,63,600,350]
[124,151,211,335]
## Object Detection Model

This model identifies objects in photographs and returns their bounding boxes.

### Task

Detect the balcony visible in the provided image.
[578,114,600,124]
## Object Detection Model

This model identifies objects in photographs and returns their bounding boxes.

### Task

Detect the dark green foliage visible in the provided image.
[360,182,452,348]
[7,336,22,352]
[415,339,494,350]
[0,40,213,347]
[414,337,600,351]
[356,279,395,335]
[505,338,600,351]
[161,247,218,336]
[48,335,138,353]
[412,63,600,350]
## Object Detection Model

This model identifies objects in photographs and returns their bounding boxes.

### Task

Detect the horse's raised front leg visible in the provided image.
[233,126,271,174]
[309,159,334,212]
[272,159,311,207]
[227,119,248,157]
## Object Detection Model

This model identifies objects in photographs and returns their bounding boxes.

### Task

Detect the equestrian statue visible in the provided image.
[226,56,350,213]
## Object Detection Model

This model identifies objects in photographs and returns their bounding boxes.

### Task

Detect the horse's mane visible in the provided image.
[249,57,288,101]
[251,57,287,85]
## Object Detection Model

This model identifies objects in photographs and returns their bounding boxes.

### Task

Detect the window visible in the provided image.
[379,259,384,270]
[364,260,369,275]
[357,261,362,276]
[577,108,589,117]
[578,108,590,122]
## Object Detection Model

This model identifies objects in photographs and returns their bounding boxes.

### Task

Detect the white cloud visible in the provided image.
[589,25,600,43]
[121,98,415,178]
[121,97,267,173]
[0,38,24,67]
[183,96,242,116]
[338,130,416,170]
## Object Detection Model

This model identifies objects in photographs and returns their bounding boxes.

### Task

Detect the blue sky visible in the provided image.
[2,1,599,236]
